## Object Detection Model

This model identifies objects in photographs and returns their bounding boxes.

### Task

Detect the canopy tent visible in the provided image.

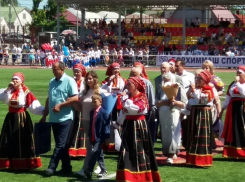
[125,12,166,24]
[97,11,125,23]
[212,6,236,23]
[67,8,102,22]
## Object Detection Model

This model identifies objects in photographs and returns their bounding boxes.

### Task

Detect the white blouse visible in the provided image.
[222,82,245,109]
[101,77,125,94]
[0,88,44,115]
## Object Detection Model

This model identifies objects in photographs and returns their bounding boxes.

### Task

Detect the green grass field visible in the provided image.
[0,68,244,182]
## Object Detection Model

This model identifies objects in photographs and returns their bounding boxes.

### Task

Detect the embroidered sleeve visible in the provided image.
[192,86,214,105]
[26,92,44,115]
[133,94,148,113]
[236,82,245,96]
[123,93,149,114]
[123,99,139,115]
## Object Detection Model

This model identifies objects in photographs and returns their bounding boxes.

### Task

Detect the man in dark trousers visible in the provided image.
[40,61,78,175]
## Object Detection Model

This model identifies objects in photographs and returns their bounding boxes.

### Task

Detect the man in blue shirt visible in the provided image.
[40,61,78,175]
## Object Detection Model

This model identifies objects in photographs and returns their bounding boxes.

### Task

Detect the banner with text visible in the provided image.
[157,55,245,67]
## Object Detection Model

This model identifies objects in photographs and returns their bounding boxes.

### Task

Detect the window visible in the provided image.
[23,13,26,19]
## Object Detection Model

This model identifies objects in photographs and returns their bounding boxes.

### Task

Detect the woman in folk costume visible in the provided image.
[185,70,215,167]
[0,72,44,169]
[133,62,149,80]
[68,64,87,157]
[202,60,223,139]
[220,66,245,159]
[116,77,161,182]
[101,63,126,151]
[156,72,187,164]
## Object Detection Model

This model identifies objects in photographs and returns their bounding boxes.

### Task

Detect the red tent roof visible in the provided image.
[234,14,245,24]
[63,10,81,25]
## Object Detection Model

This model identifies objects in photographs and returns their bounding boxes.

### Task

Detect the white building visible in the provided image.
[0,7,32,33]
[0,17,9,33]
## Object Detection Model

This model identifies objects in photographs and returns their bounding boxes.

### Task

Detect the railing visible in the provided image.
[0,52,243,68]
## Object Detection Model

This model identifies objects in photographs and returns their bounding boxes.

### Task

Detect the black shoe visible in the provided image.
[97,170,107,178]
[56,168,72,175]
[84,169,92,179]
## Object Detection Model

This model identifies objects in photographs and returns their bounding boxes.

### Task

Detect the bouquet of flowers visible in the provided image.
[162,83,179,111]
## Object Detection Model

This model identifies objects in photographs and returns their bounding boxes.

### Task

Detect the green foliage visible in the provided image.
[126,6,146,15]
[30,0,68,32]
[230,5,245,14]
[1,0,18,6]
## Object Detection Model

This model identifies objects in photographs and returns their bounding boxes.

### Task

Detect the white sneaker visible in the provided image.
[76,169,87,177]
[166,158,173,164]
[94,166,101,174]
[173,154,177,160]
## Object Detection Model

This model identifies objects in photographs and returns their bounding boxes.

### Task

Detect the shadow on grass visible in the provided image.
[39,154,53,158]
[158,163,210,169]
[67,178,116,182]
[0,169,51,178]
[213,158,245,162]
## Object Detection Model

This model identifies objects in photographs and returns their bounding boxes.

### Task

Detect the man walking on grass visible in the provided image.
[40,61,78,175]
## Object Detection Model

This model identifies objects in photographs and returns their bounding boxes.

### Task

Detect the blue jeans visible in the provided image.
[96,58,100,65]
[48,119,72,171]
[87,142,106,172]
[12,54,16,63]
[68,60,73,68]
[41,58,45,66]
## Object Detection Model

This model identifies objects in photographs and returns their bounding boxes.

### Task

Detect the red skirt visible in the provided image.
[221,98,245,159]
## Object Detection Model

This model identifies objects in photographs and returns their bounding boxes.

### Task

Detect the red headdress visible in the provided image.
[105,63,120,76]
[168,58,176,66]
[238,65,245,74]
[12,72,25,83]
[73,64,87,77]
[133,62,149,80]
[199,70,212,84]
[128,77,146,93]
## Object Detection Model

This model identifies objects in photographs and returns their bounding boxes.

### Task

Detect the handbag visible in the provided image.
[34,122,51,155]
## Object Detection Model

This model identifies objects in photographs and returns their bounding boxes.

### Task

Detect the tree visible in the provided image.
[30,0,68,32]
[1,0,18,6]
[230,5,245,15]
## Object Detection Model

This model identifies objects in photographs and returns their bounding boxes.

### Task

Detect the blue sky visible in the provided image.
[18,0,48,10]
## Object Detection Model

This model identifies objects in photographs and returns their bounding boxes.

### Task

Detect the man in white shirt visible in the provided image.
[12,45,17,65]
[175,60,195,93]
[175,59,195,149]
[90,48,96,67]
[94,47,101,66]
[16,46,22,64]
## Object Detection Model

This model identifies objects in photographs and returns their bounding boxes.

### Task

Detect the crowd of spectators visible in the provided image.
[74,17,245,57]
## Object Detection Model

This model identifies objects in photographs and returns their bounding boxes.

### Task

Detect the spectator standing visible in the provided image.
[16,46,22,64]
[12,45,17,65]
